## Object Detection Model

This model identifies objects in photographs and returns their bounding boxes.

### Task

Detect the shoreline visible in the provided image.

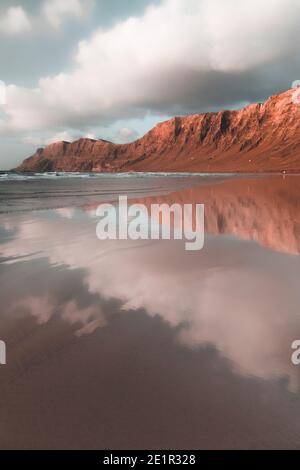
[3,169,300,176]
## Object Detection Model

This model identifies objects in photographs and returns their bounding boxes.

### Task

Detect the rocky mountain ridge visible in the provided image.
[17,88,300,173]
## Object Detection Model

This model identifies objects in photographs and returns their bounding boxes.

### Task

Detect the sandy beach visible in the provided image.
[0,174,300,449]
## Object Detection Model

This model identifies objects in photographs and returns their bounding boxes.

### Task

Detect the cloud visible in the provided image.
[0,1,94,38]
[23,131,74,146]
[42,0,92,28]
[22,130,97,146]
[2,0,300,134]
[117,127,139,142]
[2,195,300,391]
[0,6,31,35]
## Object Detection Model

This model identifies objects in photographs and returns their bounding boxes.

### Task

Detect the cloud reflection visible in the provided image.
[1,176,300,391]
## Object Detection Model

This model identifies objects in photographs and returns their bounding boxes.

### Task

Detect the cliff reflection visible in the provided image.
[132,175,300,255]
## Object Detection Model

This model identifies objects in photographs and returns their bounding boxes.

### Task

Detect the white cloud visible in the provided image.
[85,132,96,139]
[2,0,300,134]
[117,127,139,142]
[0,6,31,35]
[23,131,73,146]
[42,0,92,28]
[22,130,97,146]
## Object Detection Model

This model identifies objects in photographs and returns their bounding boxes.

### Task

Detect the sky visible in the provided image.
[0,0,300,169]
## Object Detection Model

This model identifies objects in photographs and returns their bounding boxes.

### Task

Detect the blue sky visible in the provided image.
[0,0,299,169]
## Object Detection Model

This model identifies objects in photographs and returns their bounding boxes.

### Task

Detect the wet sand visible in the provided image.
[1,174,300,449]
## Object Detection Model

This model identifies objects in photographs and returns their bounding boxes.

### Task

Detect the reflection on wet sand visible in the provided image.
[1,175,300,449]
[131,175,300,255]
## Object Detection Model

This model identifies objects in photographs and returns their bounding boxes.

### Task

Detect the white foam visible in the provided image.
[0,171,237,181]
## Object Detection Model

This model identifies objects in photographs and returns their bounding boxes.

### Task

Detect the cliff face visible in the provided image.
[17,88,300,173]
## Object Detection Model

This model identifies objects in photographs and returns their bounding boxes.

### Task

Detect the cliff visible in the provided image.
[16,88,300,173]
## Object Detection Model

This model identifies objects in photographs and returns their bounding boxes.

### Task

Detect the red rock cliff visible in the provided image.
[16,88,300,173]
